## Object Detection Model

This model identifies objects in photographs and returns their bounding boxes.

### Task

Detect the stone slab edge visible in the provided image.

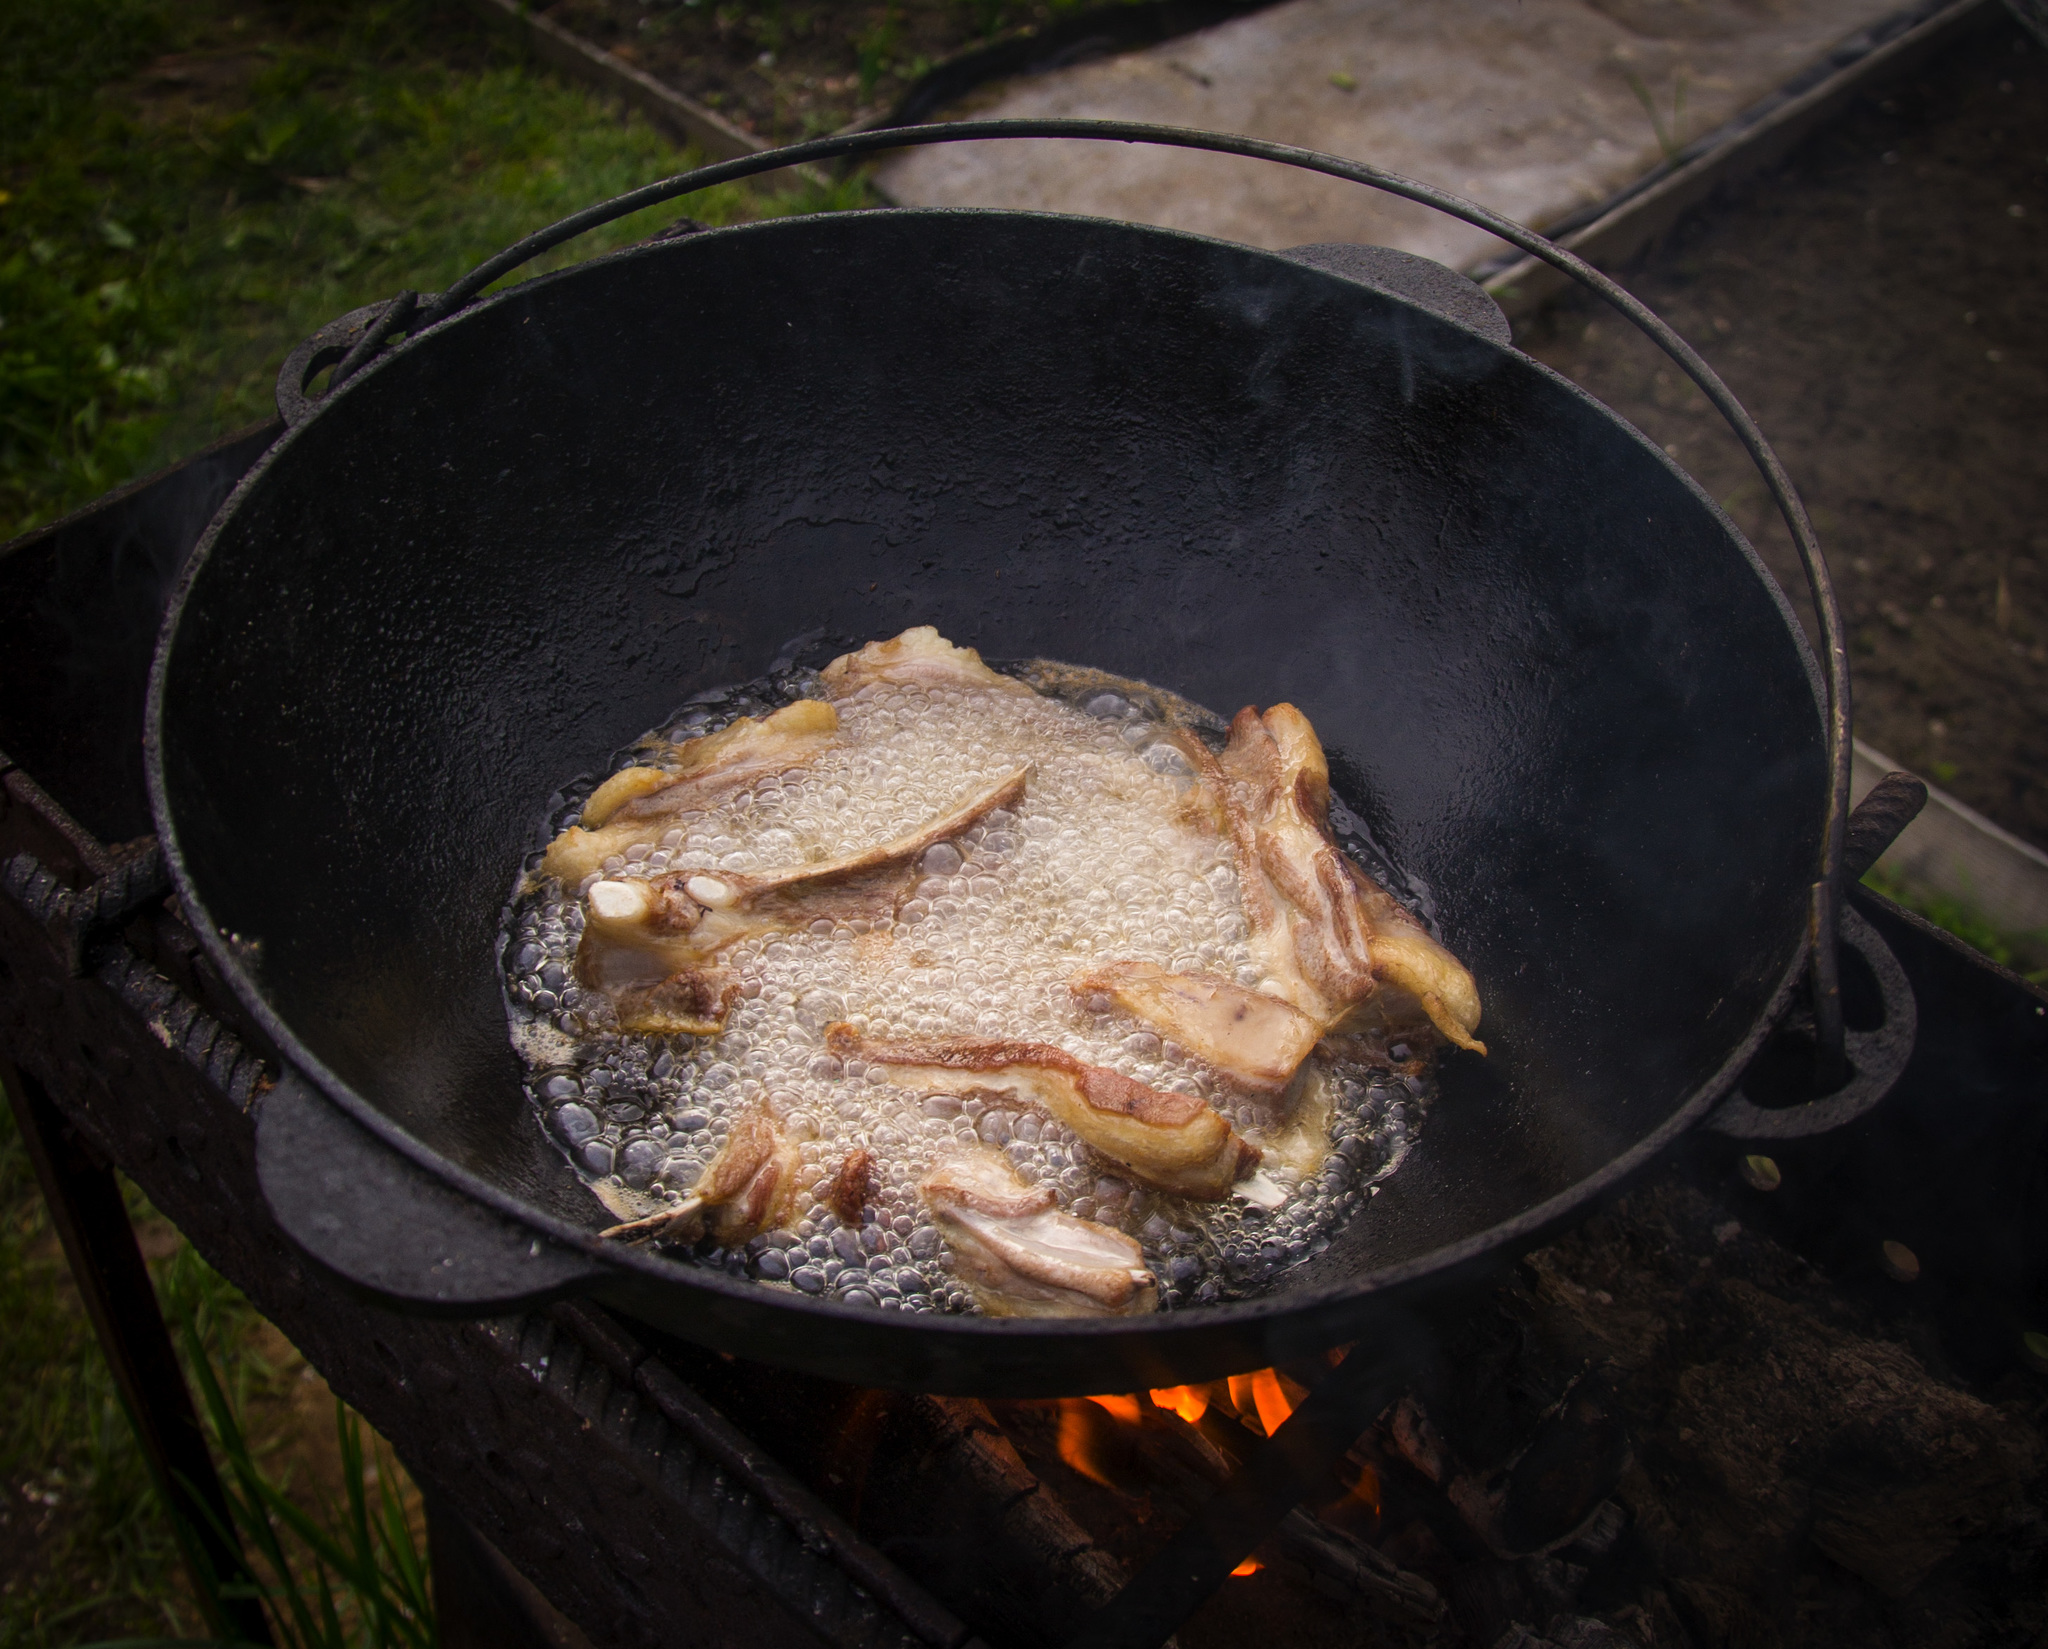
[1852,737,2048,948]
[1483,0,2002,320]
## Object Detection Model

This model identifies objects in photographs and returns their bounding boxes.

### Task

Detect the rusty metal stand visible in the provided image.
[3,1059,274,1646]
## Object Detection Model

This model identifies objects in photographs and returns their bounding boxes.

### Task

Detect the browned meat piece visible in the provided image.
[574,767,1028,1032]
[1071,960,1323,1092]
[1174,706,1484,1054]
[922,1151,1157,1317]
[826,1024,1259,1201]
[827,1148,876,1225]
[601,1105,801,1246]
[819,626,1034,700]
[543,700,839,885]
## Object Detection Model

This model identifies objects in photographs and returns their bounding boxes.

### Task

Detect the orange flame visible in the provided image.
[1057,1399,1118,1486]
[1231,1556,1264,1577]
[1227,1371,1259,1424]
[1252,1368,1298,1436]
[1218,1368,1311,1436]
[1060,1366,1316,1494]
[1085,1392,1144,1425]
[1322,1457,1381,1518]
[1149,1385,1211,1425]
[1351,1458,1382,1511]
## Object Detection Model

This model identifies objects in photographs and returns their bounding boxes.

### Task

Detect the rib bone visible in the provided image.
[827,1024,1259,1201]
[922,1151,1157,1316]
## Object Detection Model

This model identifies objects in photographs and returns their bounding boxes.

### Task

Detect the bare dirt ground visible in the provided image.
[1516,17,2048,846]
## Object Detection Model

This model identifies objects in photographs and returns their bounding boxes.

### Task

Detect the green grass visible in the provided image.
[0,1094,240,1644]
[0,0,866,539]
[179,1334,433,1649]
[1862,863,2048,984]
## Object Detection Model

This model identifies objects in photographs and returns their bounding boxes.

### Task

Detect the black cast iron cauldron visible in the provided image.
[145,124,1865,1397]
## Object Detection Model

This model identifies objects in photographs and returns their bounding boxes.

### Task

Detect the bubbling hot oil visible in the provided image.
[501,662,1430,1312]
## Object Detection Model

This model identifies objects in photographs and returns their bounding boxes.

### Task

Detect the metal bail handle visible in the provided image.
[276,119,1856,1055]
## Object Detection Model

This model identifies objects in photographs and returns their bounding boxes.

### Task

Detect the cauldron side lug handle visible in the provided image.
[254,1068,613,1313]
[274,292,431,430]
[1275,243,1513,348]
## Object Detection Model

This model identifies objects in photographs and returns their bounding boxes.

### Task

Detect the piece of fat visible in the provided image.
[1247,1057,1340,1181]
[818,626,1034,699]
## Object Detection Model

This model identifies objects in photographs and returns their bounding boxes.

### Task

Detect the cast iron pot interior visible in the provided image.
[149,208,1825,1393]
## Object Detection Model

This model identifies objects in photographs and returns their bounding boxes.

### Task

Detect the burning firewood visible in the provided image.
[997,1374,1445,1628]
[1274,1508,1447,1626]
[849,1391,1131,1644]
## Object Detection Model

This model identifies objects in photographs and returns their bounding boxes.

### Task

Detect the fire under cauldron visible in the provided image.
[145,123,1893,1399]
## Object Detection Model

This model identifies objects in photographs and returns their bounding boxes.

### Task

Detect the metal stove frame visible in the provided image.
[4,411,2045,1649]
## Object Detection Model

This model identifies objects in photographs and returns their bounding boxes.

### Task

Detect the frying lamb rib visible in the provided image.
[826,1024,1260,1201]
[543,699,841,886]
[601,1105,802,1246]
[921,1150,1158,1317]
[1069,960,1322,1093]
[1174,705,1485,1056]
[819,625,1035,700]
[572,768,1028,1032]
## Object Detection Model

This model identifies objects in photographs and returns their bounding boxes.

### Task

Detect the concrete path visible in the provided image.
[879,0,1913,270]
